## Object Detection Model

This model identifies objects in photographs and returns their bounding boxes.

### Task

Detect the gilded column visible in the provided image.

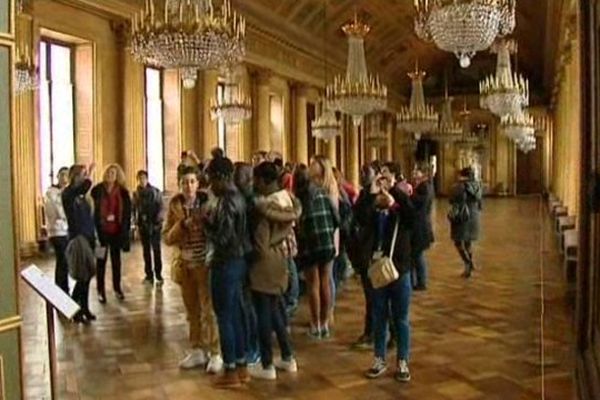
[294,83,309,164]
[347,123,360,187]
[181,77,200,153]
[163,70,182,193]
[118,22,146,189]
[386,114,393,161]
[202,69,219,159]
[255,69,272,152]
[14,15,37,255]
[327,138,337,167]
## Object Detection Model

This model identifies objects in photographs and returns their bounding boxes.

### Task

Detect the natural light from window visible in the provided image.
[39,41,75,192]
[145,68,164,191]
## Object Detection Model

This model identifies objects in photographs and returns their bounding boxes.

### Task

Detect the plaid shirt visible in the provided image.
[297,186,338,266]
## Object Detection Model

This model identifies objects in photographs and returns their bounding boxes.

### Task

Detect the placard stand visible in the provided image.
[21,265,80,400]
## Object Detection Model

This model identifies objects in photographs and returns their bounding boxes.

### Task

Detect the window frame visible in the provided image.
[39,38,76,192]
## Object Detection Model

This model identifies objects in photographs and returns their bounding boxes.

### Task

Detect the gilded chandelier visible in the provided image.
[430,83,462,142]
[326,14,387,127]
[479,40,529,118]
[130,0,246,89]
[210,75,251,124]
[14,46,38,94]
[414,0,516,68]
[397,63,438,139]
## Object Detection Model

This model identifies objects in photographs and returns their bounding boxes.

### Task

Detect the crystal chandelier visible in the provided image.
[210,73,251,124]
[479,39,529,118]
[414,0,516,68]
[397,62,438,139]
[130,0,246,89]
[499,109,535,142]
[326,13,387,127]
[515,131,536,153]
[430,82,462,142]
[312,106,341,142]
[365,113,388,148]
[14,46,38,94]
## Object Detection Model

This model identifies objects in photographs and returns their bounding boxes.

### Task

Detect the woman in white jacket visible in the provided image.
[44,167,70,294]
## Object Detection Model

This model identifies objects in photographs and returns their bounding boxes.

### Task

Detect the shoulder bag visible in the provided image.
[368,219,400,289]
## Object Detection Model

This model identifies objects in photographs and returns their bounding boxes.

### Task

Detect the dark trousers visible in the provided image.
[454,240,473,270]
[211,258,247,369]
[252,291,294,368]
[283,258,299,317]
[411,251,428,288]
[359,268,374,338]
[242,285,260,363]
[72,279,91,313]
[140,229,162,280]
[50,236,69,294]
[96,234,123,295]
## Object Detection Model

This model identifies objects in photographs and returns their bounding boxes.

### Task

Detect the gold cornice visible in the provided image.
[0,316,22,333]
[51,0,140,20]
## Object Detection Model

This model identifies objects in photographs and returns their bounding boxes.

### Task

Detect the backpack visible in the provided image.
[447,202,470,224]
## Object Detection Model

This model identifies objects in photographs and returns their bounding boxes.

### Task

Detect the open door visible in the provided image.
[516,138,544,195]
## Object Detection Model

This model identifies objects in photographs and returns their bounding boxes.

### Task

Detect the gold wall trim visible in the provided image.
[0,316,22,333]
[0,355,5,400]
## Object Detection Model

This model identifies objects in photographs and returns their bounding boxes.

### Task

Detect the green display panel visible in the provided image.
[0,0,8,35]
[0,330,21,400]
[0,45,16,321]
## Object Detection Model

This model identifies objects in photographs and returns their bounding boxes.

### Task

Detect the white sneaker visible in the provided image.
[206,354,223,374]
[274,358,298,373]
[179,349,206,369]
[249,365,277,380]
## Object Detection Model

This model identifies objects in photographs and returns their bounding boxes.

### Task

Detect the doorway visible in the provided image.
[516,138,544,194]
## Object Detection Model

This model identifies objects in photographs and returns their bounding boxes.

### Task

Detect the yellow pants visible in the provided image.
[180,265,220,355]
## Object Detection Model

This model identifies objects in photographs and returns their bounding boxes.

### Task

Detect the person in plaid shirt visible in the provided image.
[293,164,338,340]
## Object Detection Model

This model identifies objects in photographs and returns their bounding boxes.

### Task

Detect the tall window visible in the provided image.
[145,67,165,191]
[39,40,75,192]
[217,82,227,153]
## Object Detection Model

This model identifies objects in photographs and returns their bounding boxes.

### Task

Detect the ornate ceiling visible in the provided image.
[234,0,557,103]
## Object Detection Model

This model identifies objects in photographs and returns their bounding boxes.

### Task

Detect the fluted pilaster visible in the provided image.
[255,69,272,152]
[202,69,219,159]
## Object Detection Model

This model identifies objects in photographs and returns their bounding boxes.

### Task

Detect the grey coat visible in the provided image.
[66,235,96,282]
[449,181,482,242]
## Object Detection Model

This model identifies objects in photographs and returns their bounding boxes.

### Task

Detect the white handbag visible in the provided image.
[368,220,400,289]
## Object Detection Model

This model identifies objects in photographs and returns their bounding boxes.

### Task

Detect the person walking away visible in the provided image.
[410,163,435,291]
[294,164,338,339]
[134,170,164,285]
[163,166,223,373]
[364,169,416,383]
[45,167,70,294]
[90,164,132,303]
[449,167,483,278]
[248,162,301,380]
[62,164,97,323]
[204,157,253,388]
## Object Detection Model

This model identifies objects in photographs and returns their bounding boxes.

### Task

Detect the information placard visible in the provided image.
[20,265,80,319]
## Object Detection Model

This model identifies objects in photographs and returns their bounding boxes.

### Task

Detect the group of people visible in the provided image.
[43,147,483,388]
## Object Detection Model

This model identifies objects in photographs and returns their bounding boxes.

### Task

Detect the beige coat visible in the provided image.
[250,190,301,295]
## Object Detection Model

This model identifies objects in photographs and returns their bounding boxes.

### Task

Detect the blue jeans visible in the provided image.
[211,258,248,369]
[411,251,428,288]
[242,285,260,364]
[373,272,411,361]
[284,258,299,317]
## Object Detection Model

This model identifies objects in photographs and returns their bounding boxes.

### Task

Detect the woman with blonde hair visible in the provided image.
[91,163,132,303]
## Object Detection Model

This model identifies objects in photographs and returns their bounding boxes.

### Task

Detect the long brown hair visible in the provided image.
[102,163,127,189]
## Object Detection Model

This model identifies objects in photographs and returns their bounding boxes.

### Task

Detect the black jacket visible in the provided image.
[62,179,95,241]
[411,180,435,254]
[348,187,416,275]
[90,184,132,250]
[204,185,252,267]
[133,184,163,234]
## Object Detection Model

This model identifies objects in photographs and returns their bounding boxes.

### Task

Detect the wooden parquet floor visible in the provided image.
[20,198,577,399]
